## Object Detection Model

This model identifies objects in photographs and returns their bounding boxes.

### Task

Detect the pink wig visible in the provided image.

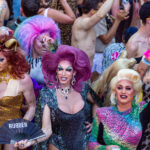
[14,15,60,56]
[42,45,91,92]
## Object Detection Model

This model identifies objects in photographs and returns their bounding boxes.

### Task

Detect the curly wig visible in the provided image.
[110,69,142,105]
[14,15,60,56]
[0,35,30,79]
[42,45,91,92]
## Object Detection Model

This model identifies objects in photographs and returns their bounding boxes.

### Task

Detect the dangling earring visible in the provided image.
[71,75,76,85]
[56,75,58,82]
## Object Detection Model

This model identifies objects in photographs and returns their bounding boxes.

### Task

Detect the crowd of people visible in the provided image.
[0,0,150,150]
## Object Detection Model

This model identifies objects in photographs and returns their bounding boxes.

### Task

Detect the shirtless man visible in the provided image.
[126,1,150,62]
[71,0,114,66]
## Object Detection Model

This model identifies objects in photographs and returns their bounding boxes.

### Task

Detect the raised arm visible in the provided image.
[99,10,128,44]
[46,0,75,24]
[80,0,114,30]
[21,74,36,121]
[111,0,120,17]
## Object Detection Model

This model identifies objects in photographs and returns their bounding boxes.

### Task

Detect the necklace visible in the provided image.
[0,71,12,84]
[57,86,72,100]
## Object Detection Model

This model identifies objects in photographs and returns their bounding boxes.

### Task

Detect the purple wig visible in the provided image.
[14,15,60,56]
[42,45,91,92]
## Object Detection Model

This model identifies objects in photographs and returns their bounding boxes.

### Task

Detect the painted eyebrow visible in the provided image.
[66,66,73,69]
[57,65,63,69]
[57,65,73,69]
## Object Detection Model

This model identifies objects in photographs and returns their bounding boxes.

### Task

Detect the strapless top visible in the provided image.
[0,94,24,127]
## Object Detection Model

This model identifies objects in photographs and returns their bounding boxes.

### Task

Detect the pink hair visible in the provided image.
[42,45,91,92]
[14,15,60,56]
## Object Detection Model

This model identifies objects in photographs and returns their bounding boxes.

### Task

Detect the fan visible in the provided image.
[0,118,46,144]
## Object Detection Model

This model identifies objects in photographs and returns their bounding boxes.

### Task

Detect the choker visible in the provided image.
[57,87,72,100]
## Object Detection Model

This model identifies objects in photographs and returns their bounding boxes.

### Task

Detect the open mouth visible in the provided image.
[120,95,127,99]
[61,77,68,81]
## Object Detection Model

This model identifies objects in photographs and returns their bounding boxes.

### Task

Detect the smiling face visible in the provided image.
[33,33,55,57]
[115,80,135,106]
[56,60,75,86]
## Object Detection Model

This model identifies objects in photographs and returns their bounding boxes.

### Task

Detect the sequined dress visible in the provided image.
[89,100,149,150]
[37,83,101,150]
[0,79,24,150]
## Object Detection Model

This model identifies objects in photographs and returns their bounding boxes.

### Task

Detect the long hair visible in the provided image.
[0,35,30,79]
[42,45,91,92]
[14,15,60,56]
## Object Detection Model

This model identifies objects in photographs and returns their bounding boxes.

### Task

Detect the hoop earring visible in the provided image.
[71,75,76,85]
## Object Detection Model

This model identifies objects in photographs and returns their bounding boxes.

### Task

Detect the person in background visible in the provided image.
[72,0,115,66]
[38,0,76,24]
[91,0,128,82]
[126,1,150,60]
[14,15,60,87]
[102,26,138,73]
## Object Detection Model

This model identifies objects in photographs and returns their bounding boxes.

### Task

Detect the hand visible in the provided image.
[14,139,34,149]
[116,10,129,21]
[85,121,92,133]
[136,60,149,79]
[106,145,120,150]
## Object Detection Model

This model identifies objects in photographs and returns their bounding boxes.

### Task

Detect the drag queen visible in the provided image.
[14,15,60,87]
[0,35,36,150]
[15,45,101,150]
[88,69,150,150]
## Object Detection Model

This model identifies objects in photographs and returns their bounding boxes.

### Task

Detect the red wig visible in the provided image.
[0,35,30,79]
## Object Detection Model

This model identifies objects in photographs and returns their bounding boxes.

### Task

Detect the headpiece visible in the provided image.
[0,35,19,52]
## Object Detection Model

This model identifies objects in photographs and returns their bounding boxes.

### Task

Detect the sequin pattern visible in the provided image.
[88,101,148,150]
[34,83,101,150]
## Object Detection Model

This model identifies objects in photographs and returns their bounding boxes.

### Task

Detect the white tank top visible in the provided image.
[44,8,50,17]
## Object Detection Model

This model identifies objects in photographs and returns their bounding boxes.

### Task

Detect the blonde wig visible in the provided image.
[92,51,136,105]
[110,69,142,105]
